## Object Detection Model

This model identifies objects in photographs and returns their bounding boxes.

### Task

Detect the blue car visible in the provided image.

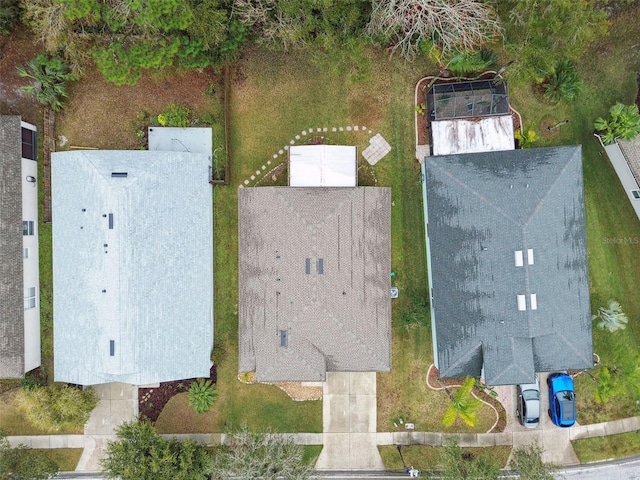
[547,373,576,427]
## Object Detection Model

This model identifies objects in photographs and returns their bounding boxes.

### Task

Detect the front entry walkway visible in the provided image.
[315,372,384,470]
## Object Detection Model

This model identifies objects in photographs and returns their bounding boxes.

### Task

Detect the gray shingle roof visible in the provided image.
[617,136,640,186]
[0,116,26,379]
[238,187,391,382]
[423,146,592,385]
[52,150,213,386]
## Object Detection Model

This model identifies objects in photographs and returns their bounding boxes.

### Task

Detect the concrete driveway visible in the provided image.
[315,372,384,470]
[499,373,580,466]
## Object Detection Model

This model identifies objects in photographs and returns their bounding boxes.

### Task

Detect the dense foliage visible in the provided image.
[188,378,217,414]
[0,0,21,35]
[441,377,482,427]
[509,443,556,480]
[16,54,79,111]
[0,432,59,480]
[539,60,584,103]
[15,384,97,432]
[102,420,212,480]
[212,427,312,480]
[438,438,500,480]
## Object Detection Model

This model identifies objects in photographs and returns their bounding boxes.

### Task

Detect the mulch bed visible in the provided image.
[427,365,507,433]
[138,365,217,423]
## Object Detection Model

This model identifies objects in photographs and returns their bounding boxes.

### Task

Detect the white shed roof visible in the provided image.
[432,115,515,156]
[289,145,356,187]
[148,127,212,158]
[52,150,213,386]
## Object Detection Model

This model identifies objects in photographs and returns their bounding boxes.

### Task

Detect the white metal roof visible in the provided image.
[289,145,356,187]
[52,150,213,386]
[148,127,212,158]
[432,115,514,156]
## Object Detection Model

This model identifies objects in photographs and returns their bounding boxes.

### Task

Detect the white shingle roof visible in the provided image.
[52,150,213,386]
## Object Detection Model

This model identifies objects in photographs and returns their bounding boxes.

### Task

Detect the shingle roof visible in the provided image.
[423,146,592,385]
[52,150,213,386]
[0,116,26,379]
[617,136,640,186]
[238,187,391,382]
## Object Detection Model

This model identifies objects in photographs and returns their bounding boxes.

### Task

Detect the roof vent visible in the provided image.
[280,330,288,347]
[517,295,526,311]
[109,340,115,356]
[527,248,534,265]
[317,258,324,274]
[108,213,114,229]
[305,258,311,274]
[530,294,538,310]
[111,172,128,178]
[514,250,523,267]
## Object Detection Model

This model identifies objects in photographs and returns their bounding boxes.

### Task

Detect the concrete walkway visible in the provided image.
[315,372,384,470]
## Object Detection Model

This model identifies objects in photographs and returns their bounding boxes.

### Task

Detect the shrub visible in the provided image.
[158,103,191,127]
[16,54,79,111]
[446,49,498,77]
[0,0,21,35]
[593,300,628,332]
[594,103,640,145]
[539,60,583,103]
[15,384,98,432]
[188,378,217,414]
[515,128,538,149]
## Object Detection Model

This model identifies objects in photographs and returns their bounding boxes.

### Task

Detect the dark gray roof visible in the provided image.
[238,187,391,382]
[0,116,26,378]
[423,146,592,385]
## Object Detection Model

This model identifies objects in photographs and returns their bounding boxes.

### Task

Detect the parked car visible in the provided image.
[547,373,576,427]
[516,375,540,428]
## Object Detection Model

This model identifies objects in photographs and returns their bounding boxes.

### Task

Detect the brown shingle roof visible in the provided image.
[238,187,391,382]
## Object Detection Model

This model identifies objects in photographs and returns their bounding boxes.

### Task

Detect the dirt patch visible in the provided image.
[0,28,44,123]
[269,382,322,401]
[138,365,217,423]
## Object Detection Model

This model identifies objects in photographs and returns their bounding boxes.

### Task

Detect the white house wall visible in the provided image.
[21,122,41,372]
[604,142,640,224]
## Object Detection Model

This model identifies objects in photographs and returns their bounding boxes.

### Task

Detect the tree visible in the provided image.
[497,0,608,78]
[539,60,583,104]
[593,300,629,332]
[0,431,59,480]
[442,376,482,427]
[438,438,500,480]
[232,0,370,51]
[15,384,97,432]
[366,0,502,61]
[188,378,217,414]
[595,103,640,145]
[102,420,212,480]
[510,442,556,480]
[16,54,79,111]
[212,426,312,480]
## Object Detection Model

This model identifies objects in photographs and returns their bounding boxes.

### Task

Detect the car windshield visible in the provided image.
[556,392,575,422]
[522,389,539,401]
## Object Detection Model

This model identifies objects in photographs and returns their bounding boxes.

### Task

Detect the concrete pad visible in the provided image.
[91,383,112,400]
[349,372,376,395]
[476,433,497,447]
[49,435,67,448]
[493,432,514,446]
[324,372,350,395]
[30,436,51,448]
[376,432,394,445]
[605,419,626,435]
[291,433,323,444]
[325,394,350,433]
[7,436,32,448]
[110,382,137,400]
[110,399,136,424]
[67,435,85,448]
[349,433,384,469]
[457,433,478,447]
[621,416,640,433]
[76,435,114,471]
[406,431,425,444]
[585,423,607,438]
[512,430,541,449]
[423,432,442,446]
[84,401,114,435]
[541,428,579,465]
[316,433,350,469]
[350,394,376,433]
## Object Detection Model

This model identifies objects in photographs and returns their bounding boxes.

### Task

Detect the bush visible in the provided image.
[594,103,640,145]
[446,49,498,77]
[539,60,583,103]
[188,378,217,414]
[15,384,98,432]
[16,54,79,111]
[158,103,191,127]
[0,0,21,35]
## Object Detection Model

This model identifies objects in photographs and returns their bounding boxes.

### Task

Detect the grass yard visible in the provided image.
[0,390,81,435]
[378,445,512,472]
[38,448,83,472]
[572,432,640,463]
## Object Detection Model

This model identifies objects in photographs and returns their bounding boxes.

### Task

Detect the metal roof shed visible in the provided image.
[148,127,212,159]
[289,145,357,186]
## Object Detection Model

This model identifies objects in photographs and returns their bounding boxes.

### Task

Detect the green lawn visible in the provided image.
[378,445,512,471]
[573,432,640,463]
[38,448,83,472]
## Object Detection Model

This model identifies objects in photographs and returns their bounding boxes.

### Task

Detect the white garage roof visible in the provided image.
[289,145,357,187]
[432,115,515,156]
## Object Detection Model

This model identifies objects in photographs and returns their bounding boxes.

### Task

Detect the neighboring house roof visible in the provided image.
[0,116,26,378]
[52,150,213,386]
[617,136,640,186]
[289,145,357,186]
[238,187,391,382]
[431,116,514,156]
[423,146,592,386]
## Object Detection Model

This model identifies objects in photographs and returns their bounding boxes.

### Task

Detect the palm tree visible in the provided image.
[16,54,78,111]
[593,300,628,332]
[188,379,217,414]
[540,60,583,103]
[442,377,483,427]
[594,103,640,145]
